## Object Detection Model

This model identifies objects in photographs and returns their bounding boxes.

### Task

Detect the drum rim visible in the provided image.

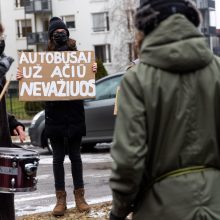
[0,155,40,160]
[0,147,40,159]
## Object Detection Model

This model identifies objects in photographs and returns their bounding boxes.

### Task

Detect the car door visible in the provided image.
[84,74,123,142]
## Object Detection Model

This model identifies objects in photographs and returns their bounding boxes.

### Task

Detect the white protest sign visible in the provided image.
[18,51,96,101]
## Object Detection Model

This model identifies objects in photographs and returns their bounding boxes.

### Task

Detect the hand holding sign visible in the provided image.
[16,68,23,80]
[18,51,96,101]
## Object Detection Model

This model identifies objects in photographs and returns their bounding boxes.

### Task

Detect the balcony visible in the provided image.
[201,26,216,36]
[27,32,48,45]
[198,0,215,10]
[25,0,52,14]
[213,47,220,56]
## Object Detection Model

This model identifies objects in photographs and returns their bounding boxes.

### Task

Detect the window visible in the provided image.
[62,15,75,29]
[126,9,135,31]
[41,0,49,10]
[94,44,111,63]
[43,20,49,32]
[18,49,34,52]
[92,12,109,32]
[16,19,32,38]
[95,75,123,100]
[15,0,25,7]
[128,43,138,62]
[25,0,31,7]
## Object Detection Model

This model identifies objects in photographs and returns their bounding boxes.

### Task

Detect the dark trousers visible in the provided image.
[50,136,84,191]
[0,95,12,147]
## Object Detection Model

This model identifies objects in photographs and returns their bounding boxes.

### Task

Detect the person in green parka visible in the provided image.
[109,0,220,219]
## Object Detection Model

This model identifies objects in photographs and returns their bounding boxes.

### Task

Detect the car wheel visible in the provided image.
[46,138,53,154]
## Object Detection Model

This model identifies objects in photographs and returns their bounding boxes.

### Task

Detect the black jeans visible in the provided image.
[50,136,84,191]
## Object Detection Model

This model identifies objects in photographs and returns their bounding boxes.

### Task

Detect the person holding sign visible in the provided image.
[17,17,97,216]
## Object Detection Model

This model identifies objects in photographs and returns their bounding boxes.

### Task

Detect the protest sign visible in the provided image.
[18,51,96,101]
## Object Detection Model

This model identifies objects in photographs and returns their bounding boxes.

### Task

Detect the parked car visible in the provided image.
[28,72,124,153]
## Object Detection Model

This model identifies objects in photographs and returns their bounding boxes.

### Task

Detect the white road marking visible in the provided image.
[85,173,110,178]
[39,154,112,164]
[37,174,51,180]
[15,194,55,202]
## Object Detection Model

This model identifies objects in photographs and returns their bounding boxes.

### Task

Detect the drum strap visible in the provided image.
[153,165,216,185]
[134,166,217,213]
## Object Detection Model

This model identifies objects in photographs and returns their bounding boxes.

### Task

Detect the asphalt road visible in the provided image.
[13,145,113,217]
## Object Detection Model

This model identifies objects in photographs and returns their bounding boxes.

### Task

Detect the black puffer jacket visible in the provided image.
[44,44,86,138]
[45,100,86,138]
[0,54,15,147]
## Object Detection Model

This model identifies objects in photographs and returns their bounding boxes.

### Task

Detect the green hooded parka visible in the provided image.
[110,14,220,220]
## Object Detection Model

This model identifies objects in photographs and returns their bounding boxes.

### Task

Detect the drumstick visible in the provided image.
[0,69,14,101]
[0,79,10,101]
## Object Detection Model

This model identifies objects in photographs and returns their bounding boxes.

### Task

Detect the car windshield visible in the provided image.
[95,75,122,101]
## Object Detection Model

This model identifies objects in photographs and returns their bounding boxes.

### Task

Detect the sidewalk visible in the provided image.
[16,201,134,220]
[17,202,112,220]
[17,202,133,220]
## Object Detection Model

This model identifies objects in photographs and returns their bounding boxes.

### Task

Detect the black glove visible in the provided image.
[109,211,126,220]
[0,55,14,78]
[6,56,14,66]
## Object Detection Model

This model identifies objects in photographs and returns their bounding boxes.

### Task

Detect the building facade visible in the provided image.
[0,0,138,80]
[214,29,220,56]
[0,0,218,81]
[194,0,218,51]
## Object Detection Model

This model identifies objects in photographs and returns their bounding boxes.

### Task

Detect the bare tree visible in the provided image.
[108,0,138,72]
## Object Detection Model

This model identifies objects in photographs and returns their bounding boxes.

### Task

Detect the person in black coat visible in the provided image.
[0,23,25,147]
[17,17,97,216]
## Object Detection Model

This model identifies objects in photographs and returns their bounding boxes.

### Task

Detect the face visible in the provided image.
[52,29,68,46]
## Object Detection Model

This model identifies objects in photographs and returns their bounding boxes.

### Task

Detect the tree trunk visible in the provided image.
[0,192,15,220]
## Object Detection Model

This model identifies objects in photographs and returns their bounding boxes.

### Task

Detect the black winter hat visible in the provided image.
[136,0,200,34]
[48,17,69,39]
[139,0,192,8]
[140,0,150,7]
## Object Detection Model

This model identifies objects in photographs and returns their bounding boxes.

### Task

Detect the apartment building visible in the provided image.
[214,29,220,56]
[0,0,218,81]
[194,0,218,50]
[0,0,138,80]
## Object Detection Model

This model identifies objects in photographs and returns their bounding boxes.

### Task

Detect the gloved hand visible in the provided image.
[109,211,127,220]
[6,56,14,66]
[0,55,14,78]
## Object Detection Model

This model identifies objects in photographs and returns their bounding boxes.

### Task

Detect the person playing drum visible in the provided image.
[0,23,26,147]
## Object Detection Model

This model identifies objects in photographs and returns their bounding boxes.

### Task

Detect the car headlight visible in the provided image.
[31,111,44,126]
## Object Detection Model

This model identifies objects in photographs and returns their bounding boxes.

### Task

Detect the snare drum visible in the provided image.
[0,147,39,192]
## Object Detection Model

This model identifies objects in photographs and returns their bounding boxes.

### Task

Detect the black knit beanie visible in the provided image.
[140,0,150,7]
[48,17,69,39]
[136,0,201,35]
[140,0,197,8]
